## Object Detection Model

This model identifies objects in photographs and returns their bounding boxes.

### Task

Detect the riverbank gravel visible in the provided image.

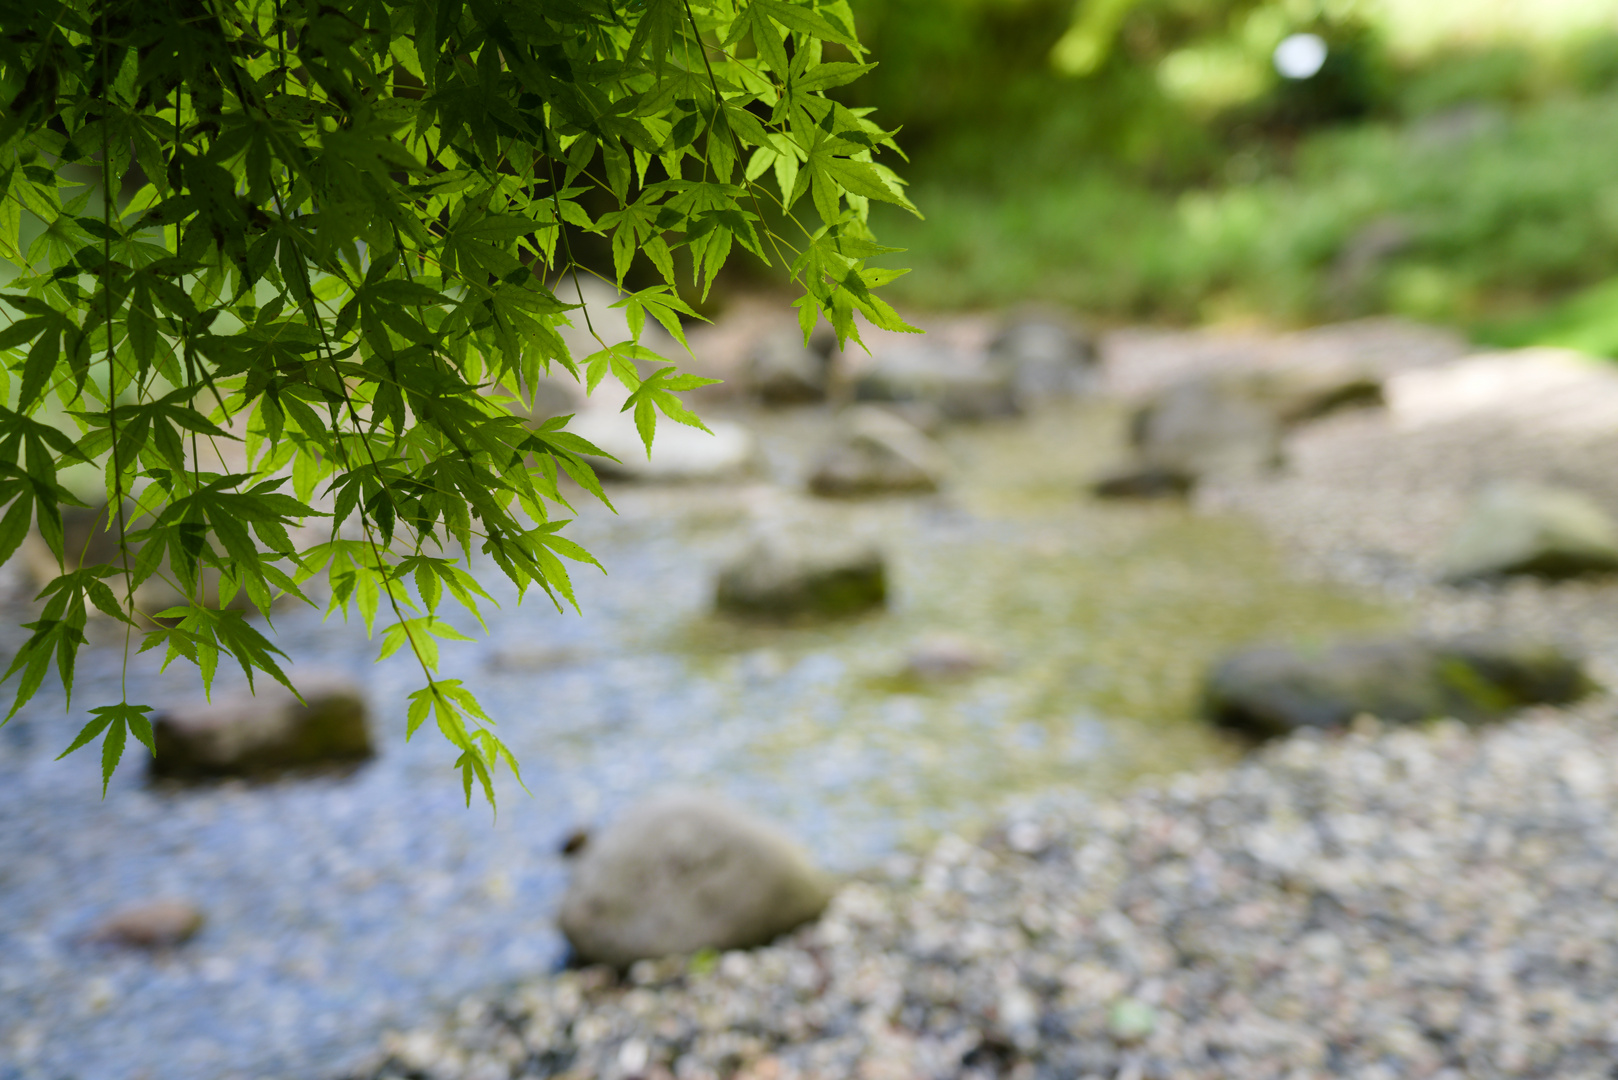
[359,701,1618,1080]
[357,325,1618,1080]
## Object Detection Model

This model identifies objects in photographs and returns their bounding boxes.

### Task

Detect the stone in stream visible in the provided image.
[557,792,833,968]
[808,406,949,497]
[852,343,1021,422]
[903,633,997,680]
[1089,464,1196,500]
[1094,367,1384,499]
[715,526,887,620]
[1440,482,1618,582]
[1130,374,1285,479]
[1244,364,1385,425]
[151,675,372,781]
[989,310,1098,400]
[744,328,831,405]
[1205,633,1595,739]
[1091,374,1282,500]
[88,899,205,949]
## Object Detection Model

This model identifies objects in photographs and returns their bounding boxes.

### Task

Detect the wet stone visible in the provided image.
[151,675,372,781]
[715,528,887,620]
[1204,632,1595,739]
[1090,464,1196,500]
[852,344,1022,423]
[88,900,205,949]
[745,329,831,406]
[808,407,949,497]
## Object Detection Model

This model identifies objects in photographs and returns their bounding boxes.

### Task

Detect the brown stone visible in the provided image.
[89,900,205,949]
[151,674,372,781]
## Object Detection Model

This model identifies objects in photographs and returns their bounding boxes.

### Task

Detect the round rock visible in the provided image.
[1130,374,1284,481]
[557,792,833,968]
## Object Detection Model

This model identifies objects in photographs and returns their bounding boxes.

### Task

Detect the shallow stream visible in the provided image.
[0,398,1399,1080]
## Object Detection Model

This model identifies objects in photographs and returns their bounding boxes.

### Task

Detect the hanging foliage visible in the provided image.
[0,0,917,804]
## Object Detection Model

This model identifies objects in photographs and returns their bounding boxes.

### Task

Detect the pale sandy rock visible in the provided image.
[1441,482,1618,582]
[1388,348,1618,434]
[902,633,997,680]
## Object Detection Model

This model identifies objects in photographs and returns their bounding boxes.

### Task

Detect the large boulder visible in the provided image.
[852,344,1021,422]
[808,406,948,497]
[989,310,1097,400]
[1094,375,1282,499]
[1094,366,1384,499]
[558,791,833,967]
[745,328,831,405]
[151,674,372,781]
[1131,374,1284,479]
[716,527,886,619]
[1205,633,1594,739]
[566,409,759,483]
[1441,483,1618,583]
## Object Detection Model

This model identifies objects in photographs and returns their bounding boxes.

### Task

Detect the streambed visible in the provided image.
[0,397,1399,1080]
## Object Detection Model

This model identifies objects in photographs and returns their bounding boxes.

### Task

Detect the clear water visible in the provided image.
[0,398,1399,1080]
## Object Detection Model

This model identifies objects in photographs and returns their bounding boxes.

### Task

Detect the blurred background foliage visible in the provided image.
[772,0,1618,351]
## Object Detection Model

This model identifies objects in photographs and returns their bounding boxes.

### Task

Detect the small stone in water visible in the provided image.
[904,633,996,680]
[88,900,205,949]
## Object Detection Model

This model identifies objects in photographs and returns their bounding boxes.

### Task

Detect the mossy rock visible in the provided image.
[151,675,372,781]
[1205,632,1594,739]
[715,531,887,620]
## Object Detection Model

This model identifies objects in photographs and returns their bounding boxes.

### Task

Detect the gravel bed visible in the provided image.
[358,702,1618,1080]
